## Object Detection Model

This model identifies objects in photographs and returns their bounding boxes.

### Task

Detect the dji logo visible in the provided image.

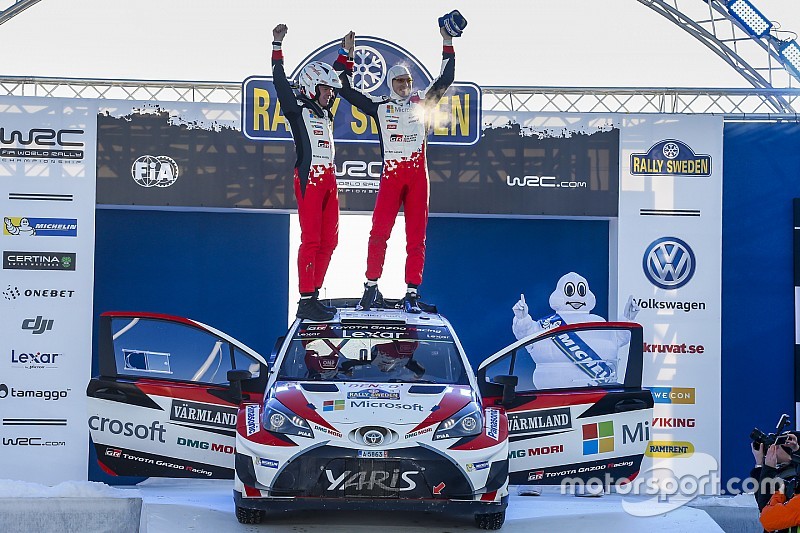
[21,316,54,335]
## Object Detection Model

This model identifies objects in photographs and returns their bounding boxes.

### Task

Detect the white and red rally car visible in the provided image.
[87,304,652,530]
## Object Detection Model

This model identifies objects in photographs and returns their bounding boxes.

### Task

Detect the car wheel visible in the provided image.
[236,505,265,524]
[474,510,505,530]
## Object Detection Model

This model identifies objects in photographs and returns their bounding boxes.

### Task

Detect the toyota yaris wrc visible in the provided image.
[87,306,652,530]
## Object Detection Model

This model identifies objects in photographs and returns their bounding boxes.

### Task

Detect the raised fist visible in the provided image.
[272,24,288,42]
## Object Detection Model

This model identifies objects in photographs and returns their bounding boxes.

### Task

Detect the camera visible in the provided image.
[752,414,792,449]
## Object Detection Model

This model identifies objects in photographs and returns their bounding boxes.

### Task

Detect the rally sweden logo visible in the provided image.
[643,236,696,290]
[4,217,78,237]
[630,139,711,177]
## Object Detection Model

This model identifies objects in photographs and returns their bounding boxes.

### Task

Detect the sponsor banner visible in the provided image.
[507,407,572,437]
[617,115,722,493]
[0,96,97,483]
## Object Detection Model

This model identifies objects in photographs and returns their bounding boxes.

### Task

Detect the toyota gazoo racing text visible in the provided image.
[234,310,510,529]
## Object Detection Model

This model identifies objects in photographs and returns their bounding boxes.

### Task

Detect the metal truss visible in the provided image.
[0,0,41,26]
[637,0,798,103]
[2,76,800,121]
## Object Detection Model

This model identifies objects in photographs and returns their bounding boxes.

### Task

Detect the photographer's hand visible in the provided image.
[787,433,799,453]
[753,442,765,466]
[766,445,779,468]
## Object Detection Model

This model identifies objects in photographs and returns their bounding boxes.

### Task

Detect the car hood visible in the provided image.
[269,381,475,427]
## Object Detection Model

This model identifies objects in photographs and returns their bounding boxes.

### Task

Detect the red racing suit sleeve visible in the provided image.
[333,53,382,118]
[760,490,800,531]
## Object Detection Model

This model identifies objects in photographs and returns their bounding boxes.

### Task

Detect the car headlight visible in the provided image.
[262,400,314,438]
[433,403,483,440]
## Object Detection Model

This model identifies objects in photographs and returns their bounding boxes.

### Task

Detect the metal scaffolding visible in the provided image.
[1,76,799,121]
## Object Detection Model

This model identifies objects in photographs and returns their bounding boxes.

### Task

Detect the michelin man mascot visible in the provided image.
[511,272,639,390]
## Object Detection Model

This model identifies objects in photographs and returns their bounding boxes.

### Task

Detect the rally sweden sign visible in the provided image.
[630,139,712,177]
[242,36,481,146]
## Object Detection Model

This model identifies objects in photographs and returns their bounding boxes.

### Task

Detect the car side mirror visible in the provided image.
[228,369,253,404]
[492,374,518,406]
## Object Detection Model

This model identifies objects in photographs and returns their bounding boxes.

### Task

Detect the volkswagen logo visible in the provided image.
[642,237,696,290]
[363,429,384,446]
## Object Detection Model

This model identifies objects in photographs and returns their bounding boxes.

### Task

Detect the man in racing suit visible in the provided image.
[272,24,342,322]
[334,25,455,313]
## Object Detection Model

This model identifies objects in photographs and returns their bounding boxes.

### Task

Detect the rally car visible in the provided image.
[87,304,652,530]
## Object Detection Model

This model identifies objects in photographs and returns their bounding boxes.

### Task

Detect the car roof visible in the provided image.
[296,304,449,328]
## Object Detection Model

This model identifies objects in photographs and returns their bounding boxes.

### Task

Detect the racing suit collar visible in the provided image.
[298,94,329,117]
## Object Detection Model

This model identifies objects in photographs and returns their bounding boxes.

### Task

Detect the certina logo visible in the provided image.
[0,127,84,161]
[176,437,234,455]
[21,316,54,335]
[88,416,166,442]
[642,237,696,289]
[245,404,259,436]
[10,349,60,369]
[3,251,75,271]
[3,217,77,237]
[506,175,589,189]
[131,155,179,188]
[0,383,70,401]
[507,407,571,435]
[653,417,696,428]
[645,440,695,458]
[509,444,564,459]
[649,386,696,404]
[643,342,704,354]
[170,400,237,429]
[3,286,75,300]
[325,469,419,492]
[630,139,711,177]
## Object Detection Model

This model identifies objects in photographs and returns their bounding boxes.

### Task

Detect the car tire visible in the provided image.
[474,510,505,530]
[236,505,265,524]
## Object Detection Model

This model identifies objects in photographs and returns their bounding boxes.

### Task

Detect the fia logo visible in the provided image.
[21,316,54,335]
[131,155,179,188]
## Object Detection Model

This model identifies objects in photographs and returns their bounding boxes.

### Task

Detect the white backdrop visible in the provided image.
[0,97,97,483]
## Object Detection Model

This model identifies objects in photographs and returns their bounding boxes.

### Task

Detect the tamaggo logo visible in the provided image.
[645,440,695,458]
[582,421,614,455]
[131,155,179,188]
[649,387,695,404]
[643,237,696,289]
[3,217,77,237]
[3,251,75,271]
[630,139,711,177]
[0,383,70,401]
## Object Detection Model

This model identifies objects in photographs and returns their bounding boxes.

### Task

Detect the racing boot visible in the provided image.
[356,282,382,311]
[296,295,335,322]
[402,288,422,314]
[314,289,336,314]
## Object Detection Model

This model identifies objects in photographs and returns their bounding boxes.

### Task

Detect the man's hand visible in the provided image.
[766,444,779,468]
[752,441,765,465]
[623,295,640,321]
[786,433,799,452]
[513,294,528,320]
[273,24,288,42]
[342,31,355,56]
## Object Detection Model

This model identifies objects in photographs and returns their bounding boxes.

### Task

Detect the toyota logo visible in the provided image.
[642,237,696,290]
[364,430,384,446]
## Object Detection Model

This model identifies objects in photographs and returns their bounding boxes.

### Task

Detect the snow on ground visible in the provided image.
[0,479,137,498]
[111,480,726,533]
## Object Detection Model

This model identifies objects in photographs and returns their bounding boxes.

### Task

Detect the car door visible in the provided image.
[477,321,652,486]
[87,312,269,479]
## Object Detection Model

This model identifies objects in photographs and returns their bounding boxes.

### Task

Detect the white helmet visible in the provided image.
[297,61,342,100]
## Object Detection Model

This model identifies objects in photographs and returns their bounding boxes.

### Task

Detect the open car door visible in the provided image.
[87,312,268,479]
[477,322,653,486]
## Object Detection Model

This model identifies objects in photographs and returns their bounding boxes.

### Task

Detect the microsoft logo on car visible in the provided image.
[323,400,345,412]
[582,421,614,455]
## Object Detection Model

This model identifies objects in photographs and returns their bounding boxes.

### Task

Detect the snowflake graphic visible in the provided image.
[662,142,680,160]
[352,46,387,93]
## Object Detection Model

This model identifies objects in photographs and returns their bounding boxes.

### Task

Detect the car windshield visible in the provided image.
[277,322,469,384]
